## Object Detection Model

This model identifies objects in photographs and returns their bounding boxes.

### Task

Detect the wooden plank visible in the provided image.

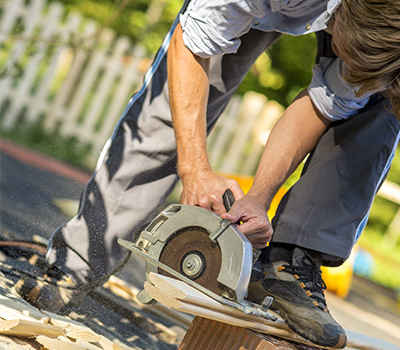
[147,272,285,329]
[143,281,316,348]
[0,299,131,349]
[179,316,312,350]
[0,319,64,338]
[103,275,193,328]
[0,333,38,350]
[145,274,382,350]
[49,321,100,343]
[38,334,133,350]
[2,0,44,69]
[0,293,49,322]
[36,335,101,350]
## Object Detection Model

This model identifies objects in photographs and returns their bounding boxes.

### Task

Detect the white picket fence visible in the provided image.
[0,0,399,236]
[0,0,283,172]
[0,0,148,165]
[0,0,286,173]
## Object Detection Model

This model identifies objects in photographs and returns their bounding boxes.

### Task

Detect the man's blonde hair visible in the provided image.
[336,0,400,120]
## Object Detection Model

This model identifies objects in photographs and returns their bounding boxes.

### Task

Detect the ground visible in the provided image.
[0,246,188,350]
[1,138,400,350]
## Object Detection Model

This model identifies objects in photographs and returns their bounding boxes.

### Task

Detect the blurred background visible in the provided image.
[1,0,399,320]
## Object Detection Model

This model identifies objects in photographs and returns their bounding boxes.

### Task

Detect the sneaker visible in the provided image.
[15,266,87,313]
[248,246,347,348]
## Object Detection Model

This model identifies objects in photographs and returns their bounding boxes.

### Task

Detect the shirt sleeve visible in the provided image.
[180,0,271,58]
[308,57,374,121]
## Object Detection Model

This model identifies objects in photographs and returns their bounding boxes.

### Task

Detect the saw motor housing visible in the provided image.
[134,204,253,304]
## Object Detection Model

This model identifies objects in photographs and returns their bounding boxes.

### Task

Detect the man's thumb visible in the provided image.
[221,209,240,223]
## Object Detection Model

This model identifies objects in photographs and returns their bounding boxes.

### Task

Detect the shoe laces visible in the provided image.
[279,256,328,311]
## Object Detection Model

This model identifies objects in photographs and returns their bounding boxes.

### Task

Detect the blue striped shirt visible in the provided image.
[180,0,375,121]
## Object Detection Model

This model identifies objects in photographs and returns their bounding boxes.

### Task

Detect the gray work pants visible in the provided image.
[47,17,400,286]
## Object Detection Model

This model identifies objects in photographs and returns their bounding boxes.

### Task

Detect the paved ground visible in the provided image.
[1,137,400,350]
[0,138,184,350]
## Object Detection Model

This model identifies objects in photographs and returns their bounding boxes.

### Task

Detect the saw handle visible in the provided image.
[223,189,235,212]
[222,189,261,264]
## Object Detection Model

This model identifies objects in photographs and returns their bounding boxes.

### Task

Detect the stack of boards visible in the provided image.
[144,273,380,350]
[0,272,380,350]
[0,290,134,350]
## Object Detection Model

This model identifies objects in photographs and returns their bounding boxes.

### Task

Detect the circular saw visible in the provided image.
[118,200,276,320]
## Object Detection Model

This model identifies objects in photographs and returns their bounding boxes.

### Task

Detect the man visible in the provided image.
[17,0,400,348]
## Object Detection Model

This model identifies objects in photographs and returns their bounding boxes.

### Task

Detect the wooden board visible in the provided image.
[143,281,317,348]
[179,316,318,350]
[145,273,382,350]
[0,293,49,322]
[0,319,64,338]
[147,272,286,329]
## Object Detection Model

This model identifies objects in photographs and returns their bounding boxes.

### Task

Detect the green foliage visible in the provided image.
[371,258,400,291]
[47,0,182,53]
[239,34,317,107]
[387,144,400,184]
[49,0,316,106]
[364,145,400,246]
[48,0,149,38]
[367,197,399,236]
[358,229,400,290]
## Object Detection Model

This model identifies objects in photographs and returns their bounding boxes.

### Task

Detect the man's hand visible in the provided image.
[221,195,272,248]
[180,170,244,215]
[219,90,330,249]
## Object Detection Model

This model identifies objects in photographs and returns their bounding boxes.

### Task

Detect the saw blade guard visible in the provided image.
[135,204,253,303]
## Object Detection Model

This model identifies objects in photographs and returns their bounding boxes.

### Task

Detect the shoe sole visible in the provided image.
[270,296,347,349]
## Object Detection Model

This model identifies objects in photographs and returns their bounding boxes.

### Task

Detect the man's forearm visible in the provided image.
[167,24,244,211]
[247,90,331,209]
[167,23,211,178]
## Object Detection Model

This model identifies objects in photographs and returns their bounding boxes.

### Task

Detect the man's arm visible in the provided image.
[223,90,331,248]
[167,23,244,214]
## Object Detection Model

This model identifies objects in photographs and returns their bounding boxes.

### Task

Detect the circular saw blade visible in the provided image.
[158,226,225,296]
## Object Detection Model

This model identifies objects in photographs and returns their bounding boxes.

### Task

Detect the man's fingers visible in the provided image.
[181,190,222,212]
[243,231,272,248]
[221,211,239,223]
[179,171,243,215]
[239,221,272,240]
[209,193,225,215]
[239,217,271,235]
[220,193,273,248]
[221,200,244,222]
[230,183,245,202]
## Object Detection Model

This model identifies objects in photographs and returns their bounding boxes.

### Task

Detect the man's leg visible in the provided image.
[9,23,280,315]
[271,30,400,265]
[271,96,400,263]
[248,99,399,348]
[44,29,281,288]
[247,30,400,348]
